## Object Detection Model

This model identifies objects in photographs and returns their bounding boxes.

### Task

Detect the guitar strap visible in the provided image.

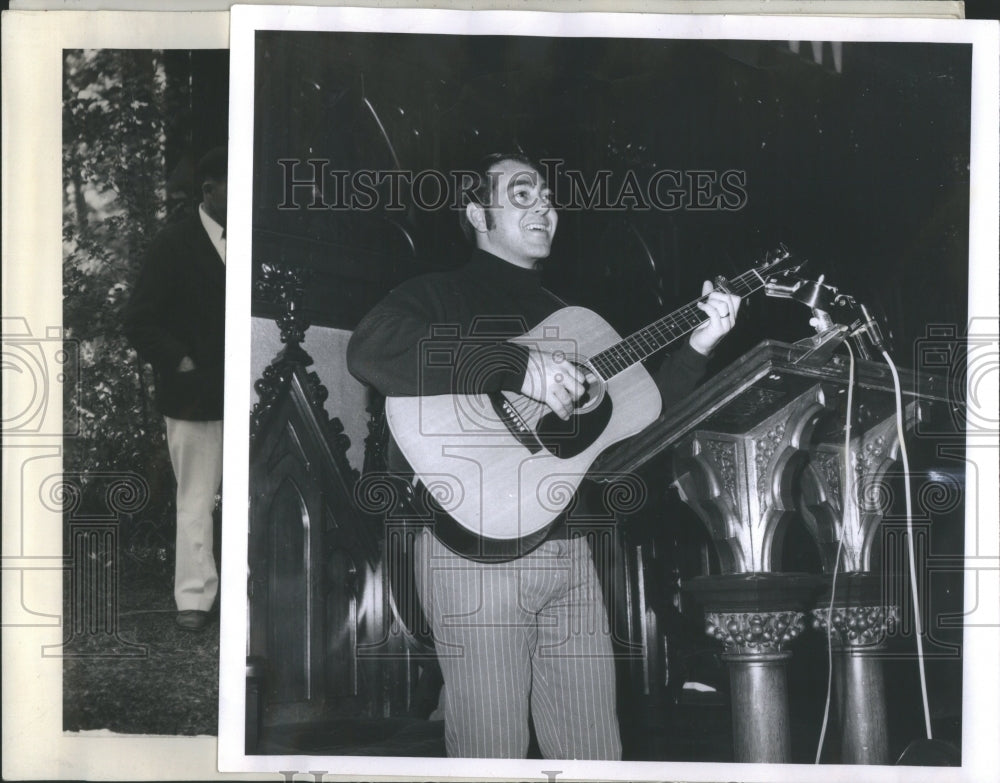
[383,436,423,510]
[542,286,569,309]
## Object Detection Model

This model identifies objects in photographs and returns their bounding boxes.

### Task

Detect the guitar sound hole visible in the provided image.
[536,381,613,459]
[572,361,605,414]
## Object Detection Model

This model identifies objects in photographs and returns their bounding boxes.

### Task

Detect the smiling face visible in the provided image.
[466,158,557,269]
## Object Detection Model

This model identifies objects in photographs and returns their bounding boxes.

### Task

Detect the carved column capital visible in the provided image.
[811,604,898,648]
[675,384,833,572]
[705,610,807,657]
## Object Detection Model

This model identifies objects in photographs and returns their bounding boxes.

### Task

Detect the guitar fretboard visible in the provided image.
[587,266,767,380]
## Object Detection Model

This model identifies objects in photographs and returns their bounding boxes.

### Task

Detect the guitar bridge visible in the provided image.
[488,392,543,454]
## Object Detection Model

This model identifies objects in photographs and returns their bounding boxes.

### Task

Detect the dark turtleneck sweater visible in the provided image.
[348,248,709,407]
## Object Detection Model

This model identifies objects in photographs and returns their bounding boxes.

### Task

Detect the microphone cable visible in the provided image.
[814,341,934,762]
[814,339,854,764]
[883,348,934,741]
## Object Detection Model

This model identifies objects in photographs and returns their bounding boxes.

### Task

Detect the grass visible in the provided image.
[62,555,219,736]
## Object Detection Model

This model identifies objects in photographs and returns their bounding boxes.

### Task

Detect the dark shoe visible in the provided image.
[175,610,210,632]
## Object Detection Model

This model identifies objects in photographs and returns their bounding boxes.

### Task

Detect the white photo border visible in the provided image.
[220,5,999,782]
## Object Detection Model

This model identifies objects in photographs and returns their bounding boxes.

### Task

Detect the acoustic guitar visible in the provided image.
[386,247,799,560]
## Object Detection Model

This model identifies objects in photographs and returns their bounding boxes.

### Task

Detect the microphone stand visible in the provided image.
[763,272,888,364]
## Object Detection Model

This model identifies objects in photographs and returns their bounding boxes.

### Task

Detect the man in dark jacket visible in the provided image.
[124,147,227,632]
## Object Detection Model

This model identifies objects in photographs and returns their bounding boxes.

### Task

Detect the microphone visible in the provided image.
[858,302,888,352]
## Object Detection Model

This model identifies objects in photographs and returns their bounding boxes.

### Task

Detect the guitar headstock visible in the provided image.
[756,244,806,280]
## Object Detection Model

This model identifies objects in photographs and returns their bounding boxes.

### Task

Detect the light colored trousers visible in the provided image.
[414,528,622,759]
[164,416,223,612]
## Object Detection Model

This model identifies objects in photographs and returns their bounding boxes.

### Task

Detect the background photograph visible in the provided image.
[60,46,229,736]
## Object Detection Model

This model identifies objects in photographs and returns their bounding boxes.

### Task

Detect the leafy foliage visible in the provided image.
[63,50,190,567]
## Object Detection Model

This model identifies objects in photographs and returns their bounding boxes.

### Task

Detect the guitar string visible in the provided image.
[589,268,763,380]
[595,277,758,375]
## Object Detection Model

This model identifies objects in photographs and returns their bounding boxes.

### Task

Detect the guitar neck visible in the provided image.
[588,267,766,380]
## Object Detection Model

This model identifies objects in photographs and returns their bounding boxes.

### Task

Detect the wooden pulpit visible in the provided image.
[596,339,950,764]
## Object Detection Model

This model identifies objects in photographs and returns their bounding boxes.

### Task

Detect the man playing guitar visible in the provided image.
[348,152,740,759]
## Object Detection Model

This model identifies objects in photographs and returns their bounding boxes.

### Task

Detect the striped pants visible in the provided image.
[414,528,621,759]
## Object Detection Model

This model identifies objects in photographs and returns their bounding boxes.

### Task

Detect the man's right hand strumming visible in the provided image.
[520,345,592,421]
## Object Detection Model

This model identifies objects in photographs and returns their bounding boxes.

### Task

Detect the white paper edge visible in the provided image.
[0,12,268,782]
[4,0,971,17]
[1,4,995,782]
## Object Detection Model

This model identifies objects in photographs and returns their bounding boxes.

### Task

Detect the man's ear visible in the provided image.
[466,201,488,233]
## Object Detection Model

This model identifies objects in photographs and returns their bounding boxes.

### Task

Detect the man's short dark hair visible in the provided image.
[458,152,542,243]
[196,146,228,188]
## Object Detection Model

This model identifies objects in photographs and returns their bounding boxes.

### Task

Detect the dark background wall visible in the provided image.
[251,31,972,377]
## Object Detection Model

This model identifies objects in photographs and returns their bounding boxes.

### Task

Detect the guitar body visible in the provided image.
[385,306,662,560]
